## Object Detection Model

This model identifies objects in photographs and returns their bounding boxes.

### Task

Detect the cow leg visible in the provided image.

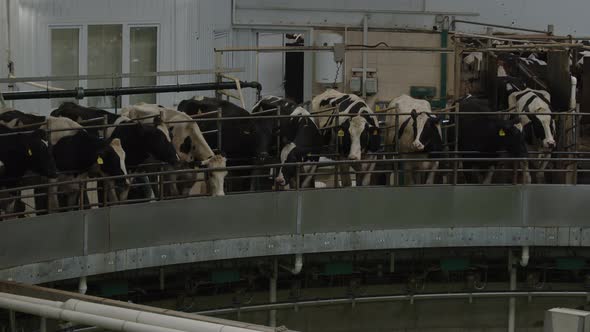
[482,165,496,185]
[360,160,377,186]
[536,154,550,184]
[301,165,318,188]
[425,161,439,185]
[339,165,353,187]
[404,163,415,185]
[522,161,532,184]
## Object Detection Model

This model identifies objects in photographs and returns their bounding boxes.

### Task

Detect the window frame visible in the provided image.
[48,24,86,107]
[48,22,160,110]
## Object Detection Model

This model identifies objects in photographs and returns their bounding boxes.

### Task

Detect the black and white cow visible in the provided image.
[0,125,58,216]
[1,113,130,207]
[178,97,256,159]
[250,96,305,161]
[508,88,556,183]
[385,95,443,185]
[453,96,529,184]
[312,89,380,186]
[122,103,226,196]
[274,108,323,189]
[52,103,179,168]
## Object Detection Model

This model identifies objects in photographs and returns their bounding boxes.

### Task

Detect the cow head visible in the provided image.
[143,117,179,165]
[336,115,380,161]
[172,122,214,163]
[409,110,443,153]
[275,143,300,188]
[499,118,528,157]
[200,154,227,196]
[25,129,57,179]
[525,111,556,150]
[96,138,130,187]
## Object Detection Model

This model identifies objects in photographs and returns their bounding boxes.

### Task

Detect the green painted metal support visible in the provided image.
[440,258,470,272]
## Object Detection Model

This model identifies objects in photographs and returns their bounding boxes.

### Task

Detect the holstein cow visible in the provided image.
[312,89,380,186]
[508,88,556,183]
[250,96,305,160]
[385,95,443,185]
[177,97,256,191]
[0,125,58,216]
[274,108,323,189]
[1,112,130,208]
[452,96,528,184]
[52,103,179,200]
[122,103,226,196]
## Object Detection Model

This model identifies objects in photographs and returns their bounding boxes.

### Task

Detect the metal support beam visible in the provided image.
[9,310,15,332]
[269,259,278,328]
[2,81,262,101]
[509,251,517,332]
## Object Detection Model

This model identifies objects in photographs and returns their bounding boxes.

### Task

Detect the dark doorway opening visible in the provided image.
[284,34,304,103]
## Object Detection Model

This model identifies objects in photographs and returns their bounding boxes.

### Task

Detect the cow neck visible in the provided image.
[398,117,417,140]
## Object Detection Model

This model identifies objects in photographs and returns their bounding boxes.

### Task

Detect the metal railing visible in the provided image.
[0,105,586,219]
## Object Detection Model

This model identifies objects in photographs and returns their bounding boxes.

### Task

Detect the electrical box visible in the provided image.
[544,308,590,332]
[350,77,362,94]
[365,77,378,95]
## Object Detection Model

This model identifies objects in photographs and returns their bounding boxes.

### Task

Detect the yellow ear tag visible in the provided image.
[97,156,104,165]
[27,149,32,156]
[337,129,345,137]
[499,129,506,137]
[373,129,379,135]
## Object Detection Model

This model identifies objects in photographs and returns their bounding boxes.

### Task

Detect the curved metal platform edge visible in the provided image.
[2,185,590,284]
[2,225,588,284]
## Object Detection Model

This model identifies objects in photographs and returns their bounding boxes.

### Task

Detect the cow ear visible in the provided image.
[110,138,122,148]
[411,109,418,120]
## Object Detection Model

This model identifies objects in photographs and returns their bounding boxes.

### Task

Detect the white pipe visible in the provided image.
[79,276,88,295]
[63,299,256,332]
[280,253,303,274]
[0,296,186,332]
[570,76,578,109]
[520,246,530,267]
[362,15,368,99]
[0,292,63,307]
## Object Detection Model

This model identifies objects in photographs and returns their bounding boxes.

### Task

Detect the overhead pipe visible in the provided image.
[0,296,186,332]
[1,81,262,101]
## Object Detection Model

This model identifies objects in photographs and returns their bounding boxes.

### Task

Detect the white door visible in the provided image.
[257,32,285,98]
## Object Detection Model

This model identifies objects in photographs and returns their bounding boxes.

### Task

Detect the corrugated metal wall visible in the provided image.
[4,0,590,112]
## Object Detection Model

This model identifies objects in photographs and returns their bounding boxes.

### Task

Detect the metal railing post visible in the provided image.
[217,107,223,151]
[79,180,85,210]
[393,111,400,186]
[453,105,460,185]
[334,108,340,187]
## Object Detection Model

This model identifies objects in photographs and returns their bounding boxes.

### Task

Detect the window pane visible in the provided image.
[51,28,79,108]
[130,27,157,105]
[87,25,122,109]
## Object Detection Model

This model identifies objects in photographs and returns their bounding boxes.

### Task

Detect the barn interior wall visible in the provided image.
[312,30,454,108]
[235,0,590,36]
